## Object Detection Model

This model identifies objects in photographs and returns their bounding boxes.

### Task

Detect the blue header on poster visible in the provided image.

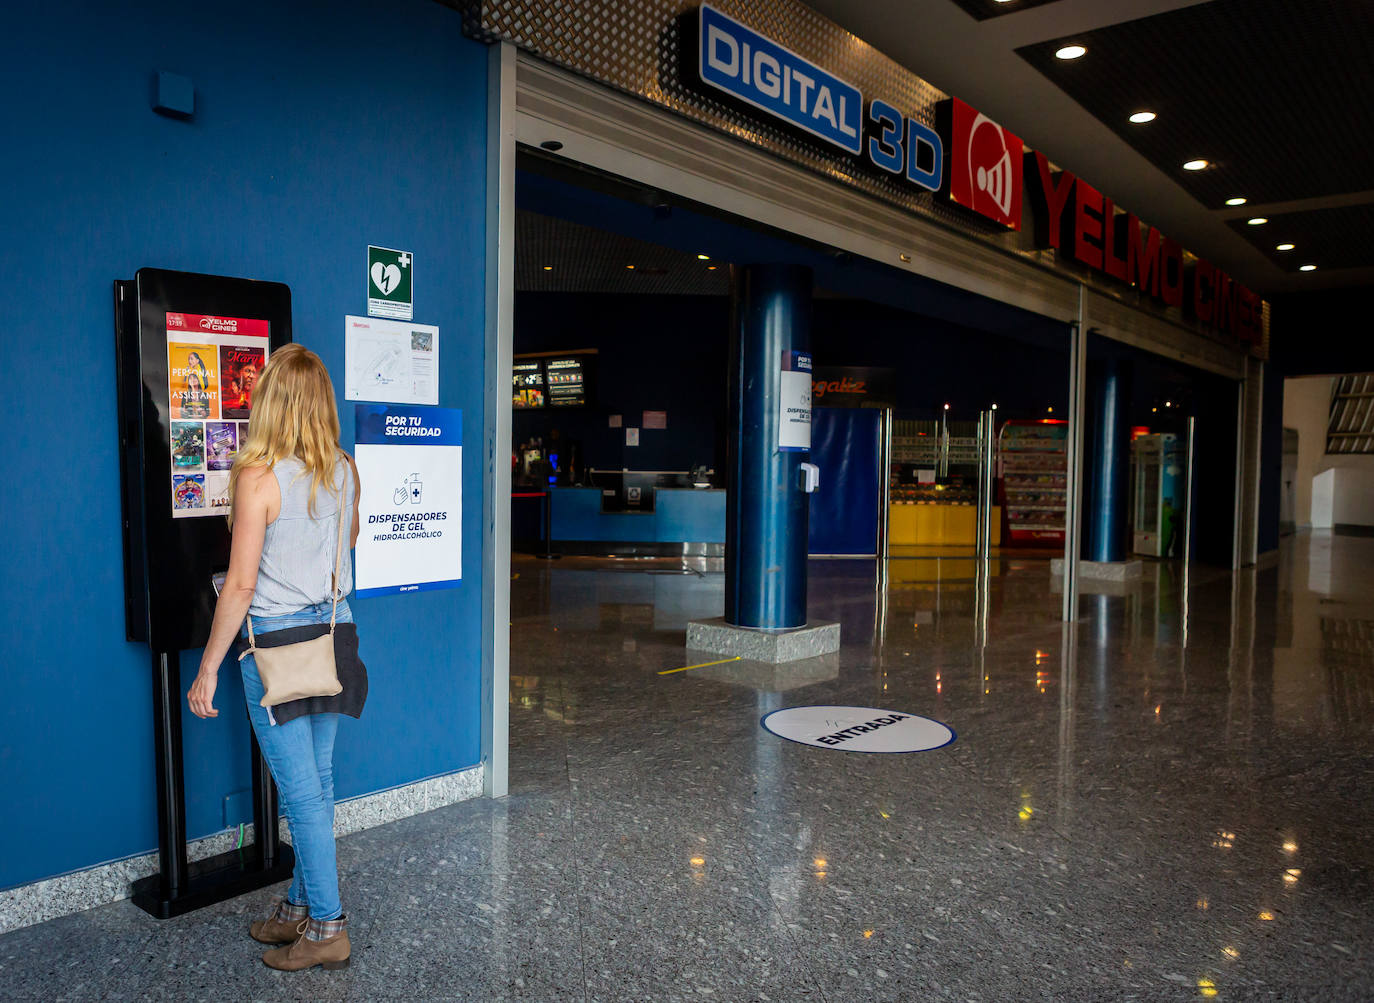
[355,404,462,446]
[782,350,813,373]
[698,5,862,155]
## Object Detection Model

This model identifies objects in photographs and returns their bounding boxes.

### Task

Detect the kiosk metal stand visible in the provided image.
[130,651,294,918]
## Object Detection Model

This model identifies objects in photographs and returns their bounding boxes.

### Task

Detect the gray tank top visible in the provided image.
[250,455,355,617]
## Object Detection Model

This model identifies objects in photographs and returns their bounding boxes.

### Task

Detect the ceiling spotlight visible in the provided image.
[1055,44,1086,60]
[542,265,552,271]
[1225,197,1247,206]
[1247,217,1268,225]
[625,264,635,270]
[1300,264,1317,271]
[1128,111,1156,124]
[707,265,718,270]
[1276,243,1295,251]
[697,254,710,260]
[1183,159,1209,171]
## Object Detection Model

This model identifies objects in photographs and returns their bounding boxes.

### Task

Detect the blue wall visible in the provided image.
[0,0,489,889]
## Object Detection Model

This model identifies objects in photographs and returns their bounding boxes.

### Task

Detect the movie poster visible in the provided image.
[220,344,264,419]
[205,421,238,471]
[171,422,205,469]
[205,471,231,510]
[173,473,206,512]
[168,343,219,420]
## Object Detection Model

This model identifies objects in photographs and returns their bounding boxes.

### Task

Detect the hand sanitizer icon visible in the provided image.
[393,473,424,506]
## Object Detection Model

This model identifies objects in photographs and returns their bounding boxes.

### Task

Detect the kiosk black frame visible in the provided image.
[114,268,295,918]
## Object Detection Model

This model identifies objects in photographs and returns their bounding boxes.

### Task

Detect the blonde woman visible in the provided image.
[187,344,363,972]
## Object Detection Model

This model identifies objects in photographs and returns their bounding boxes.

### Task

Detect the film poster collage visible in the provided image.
[167,313,269,518]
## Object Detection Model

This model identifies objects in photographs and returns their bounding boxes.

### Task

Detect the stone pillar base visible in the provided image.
[686,618,840,663]
[1051,558,1144,580]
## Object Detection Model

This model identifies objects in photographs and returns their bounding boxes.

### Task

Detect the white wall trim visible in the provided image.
[481,41,516,800]
[0,766,482,937]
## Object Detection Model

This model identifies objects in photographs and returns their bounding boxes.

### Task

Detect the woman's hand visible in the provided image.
[188,668,220,719]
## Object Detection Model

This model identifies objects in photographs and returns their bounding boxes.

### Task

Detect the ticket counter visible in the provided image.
[547,486,726,553]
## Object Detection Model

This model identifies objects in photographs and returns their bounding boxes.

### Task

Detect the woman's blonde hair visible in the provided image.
[228,344,341,528]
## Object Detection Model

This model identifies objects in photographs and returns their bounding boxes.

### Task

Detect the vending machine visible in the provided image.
[1131,433,1182,558]
[114,268,294,917]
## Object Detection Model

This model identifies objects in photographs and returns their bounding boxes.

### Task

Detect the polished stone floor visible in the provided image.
[4,532,1372,1000]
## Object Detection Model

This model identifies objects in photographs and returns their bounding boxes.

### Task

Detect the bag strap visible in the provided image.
[242,455,350,658]
[327,454,349,632]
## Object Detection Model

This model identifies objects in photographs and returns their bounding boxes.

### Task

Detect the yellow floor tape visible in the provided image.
[657,656,742,676]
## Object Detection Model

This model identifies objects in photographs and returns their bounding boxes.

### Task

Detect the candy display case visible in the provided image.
[998,419,1067,544]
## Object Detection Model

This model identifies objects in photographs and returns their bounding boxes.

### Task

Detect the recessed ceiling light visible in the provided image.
[542,265,552,271]
[1183,159,1209,171]
[1128,111,1156,124]
[707,265,717,270]
[1247,217,1268,225]
[1276,243,1295,251]
[697,254,710,260]
[1225,197,1247,206]
[1300,264,1317,271]
[1055,44,1086,60]
[625,264,635,270]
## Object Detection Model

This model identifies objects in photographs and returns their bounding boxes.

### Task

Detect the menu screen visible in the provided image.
[512,360,545,408]
[545,357,586,407]
[166,312,270,518]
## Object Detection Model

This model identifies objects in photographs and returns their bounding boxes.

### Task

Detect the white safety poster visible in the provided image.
[778,350,813,452]
[344,315,439,406]
[353,404,461,597]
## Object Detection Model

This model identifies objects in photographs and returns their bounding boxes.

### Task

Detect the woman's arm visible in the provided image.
[187,466,277,720]
[345,452,361,550]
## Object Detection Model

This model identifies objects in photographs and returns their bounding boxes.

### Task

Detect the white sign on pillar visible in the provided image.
[778,350,813,452]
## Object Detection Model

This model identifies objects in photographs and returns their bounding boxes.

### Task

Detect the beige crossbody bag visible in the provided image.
[239,484,348,707]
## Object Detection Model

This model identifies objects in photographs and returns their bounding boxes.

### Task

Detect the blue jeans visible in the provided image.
[240,599,352,921]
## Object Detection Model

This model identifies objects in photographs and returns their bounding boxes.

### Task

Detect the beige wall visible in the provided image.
[1283,376,1374,527]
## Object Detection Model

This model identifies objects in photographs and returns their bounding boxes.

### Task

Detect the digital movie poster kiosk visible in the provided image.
[114,268,294,917]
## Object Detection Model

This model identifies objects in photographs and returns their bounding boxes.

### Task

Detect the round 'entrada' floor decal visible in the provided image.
[761,706,956,753]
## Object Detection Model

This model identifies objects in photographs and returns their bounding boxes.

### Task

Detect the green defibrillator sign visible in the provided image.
[367,245,413,320]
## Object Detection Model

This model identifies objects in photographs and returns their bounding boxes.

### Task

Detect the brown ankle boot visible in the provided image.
[250,898,309,944]
[262,915,350,972]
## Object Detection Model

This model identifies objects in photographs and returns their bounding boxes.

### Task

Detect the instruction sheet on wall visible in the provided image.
[344,315,438,405]
[353,404,462,597]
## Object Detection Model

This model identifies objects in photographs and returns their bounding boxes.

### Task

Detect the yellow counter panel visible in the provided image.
[888,503,1002,546]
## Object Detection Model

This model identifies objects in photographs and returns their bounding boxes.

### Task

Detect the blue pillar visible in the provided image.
[1087,358,1128,562]
[726,264,811,629]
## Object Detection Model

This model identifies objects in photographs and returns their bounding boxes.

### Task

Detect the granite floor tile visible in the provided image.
[576,864,822,1003]
[351,864,583,1000]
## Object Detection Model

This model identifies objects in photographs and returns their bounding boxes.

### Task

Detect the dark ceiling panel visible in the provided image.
[947,0,1067,20]
[1017,0,1374,208]
[516,211,729,295]
[1226,203,1374,273]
